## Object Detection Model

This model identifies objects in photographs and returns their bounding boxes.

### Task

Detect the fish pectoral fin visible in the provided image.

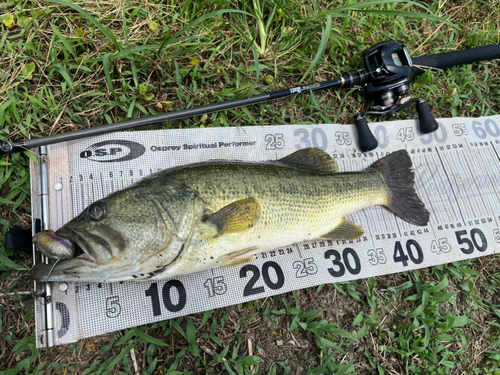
[321,219,365,240]
[221,255,255,267]
[218,246,258,267]
[206,198,261,236]
[278,148,338,174]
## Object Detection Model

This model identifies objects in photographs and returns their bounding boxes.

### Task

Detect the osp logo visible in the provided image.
[80,140,146,163]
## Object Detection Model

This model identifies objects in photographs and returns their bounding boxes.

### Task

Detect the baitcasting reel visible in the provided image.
[347,40,439,151]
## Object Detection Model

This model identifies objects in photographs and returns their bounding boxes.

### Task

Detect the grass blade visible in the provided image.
[317,0,455,26]
[102,53,115,96]
[300,15,332,83]
[46,0,122,51]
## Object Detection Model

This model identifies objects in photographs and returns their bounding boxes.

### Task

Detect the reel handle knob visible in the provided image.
[354,116,378,152]
[416,99,439,134]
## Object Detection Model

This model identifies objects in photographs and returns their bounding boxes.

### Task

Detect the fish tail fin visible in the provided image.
[371,150,430,226]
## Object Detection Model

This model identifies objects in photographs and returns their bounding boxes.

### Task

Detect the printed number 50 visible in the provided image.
[455,229,487,254]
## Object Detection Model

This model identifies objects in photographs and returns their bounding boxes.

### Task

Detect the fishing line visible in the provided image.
[46,259,61,283]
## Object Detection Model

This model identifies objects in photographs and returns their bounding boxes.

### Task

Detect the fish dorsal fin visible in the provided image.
[206,197,261,236]
[278,148,338,174]
[322,219,364,240]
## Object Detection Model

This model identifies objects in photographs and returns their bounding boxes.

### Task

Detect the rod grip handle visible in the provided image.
[412,44,500,75]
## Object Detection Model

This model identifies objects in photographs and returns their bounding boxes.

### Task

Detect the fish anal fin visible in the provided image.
[207,198,261,235]
[322,219,364,240]
[278,148,338,174]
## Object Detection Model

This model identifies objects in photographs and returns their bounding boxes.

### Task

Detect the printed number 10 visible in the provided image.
[145,281,187,316]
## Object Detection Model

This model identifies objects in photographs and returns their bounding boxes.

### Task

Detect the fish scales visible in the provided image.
[32,148,430,282]
[168,163,386,239]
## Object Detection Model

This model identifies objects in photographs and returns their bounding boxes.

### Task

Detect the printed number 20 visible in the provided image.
[240,261,285,297]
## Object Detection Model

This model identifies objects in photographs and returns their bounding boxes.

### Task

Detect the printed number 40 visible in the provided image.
[393,240,424,267]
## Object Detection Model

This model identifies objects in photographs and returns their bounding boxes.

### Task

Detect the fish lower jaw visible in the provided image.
[147,256,222,280]
[72,239,96,263]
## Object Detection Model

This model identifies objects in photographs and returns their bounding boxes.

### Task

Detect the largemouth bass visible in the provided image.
[32,148,429,282]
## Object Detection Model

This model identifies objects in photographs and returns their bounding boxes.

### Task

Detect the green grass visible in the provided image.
[1,0,500,374]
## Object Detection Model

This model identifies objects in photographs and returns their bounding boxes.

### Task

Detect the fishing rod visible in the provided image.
[1,40,499,154]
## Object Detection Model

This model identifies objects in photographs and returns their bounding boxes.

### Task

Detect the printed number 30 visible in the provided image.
[324,248,361,277]
[294,128,327,150]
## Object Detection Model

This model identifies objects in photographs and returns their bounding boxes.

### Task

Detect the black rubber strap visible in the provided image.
[412,44,500,75]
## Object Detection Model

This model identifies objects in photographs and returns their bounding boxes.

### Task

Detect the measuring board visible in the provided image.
[31,115,500,347]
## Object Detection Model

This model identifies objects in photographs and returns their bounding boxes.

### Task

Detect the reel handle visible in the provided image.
[354,116,378,152]
[416,99,439,134]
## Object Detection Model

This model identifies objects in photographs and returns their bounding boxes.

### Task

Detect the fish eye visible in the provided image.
[89,202,107,221]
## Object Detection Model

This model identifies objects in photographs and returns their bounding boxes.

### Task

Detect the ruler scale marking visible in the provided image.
[446,149,469,218]
[456,147,484,219]
[443,148,476,221]
[415,154,439,239]
[465,144,493,219]
[426,151,451,224]
[472,146,500,225]
[425,152,457,224]
[435,148,467,225]
[483,144,500,222]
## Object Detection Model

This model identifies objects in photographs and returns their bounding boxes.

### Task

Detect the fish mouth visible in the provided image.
[55,228,113,265]
[31,228,121,282]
